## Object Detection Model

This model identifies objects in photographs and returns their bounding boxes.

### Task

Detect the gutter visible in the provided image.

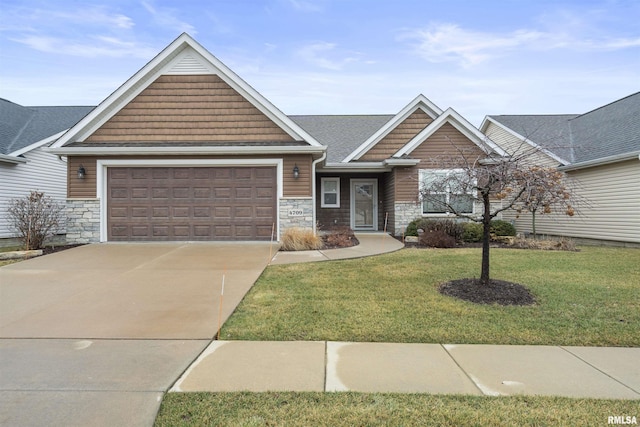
[48,145,326,156]
[558,150,640,171]
[0,154,27,164]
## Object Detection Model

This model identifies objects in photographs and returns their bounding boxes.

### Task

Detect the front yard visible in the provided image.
[156,246,639,426]
[221,246,639,346]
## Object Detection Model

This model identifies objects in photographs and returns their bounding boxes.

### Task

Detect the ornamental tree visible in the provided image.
[420,144,577,287]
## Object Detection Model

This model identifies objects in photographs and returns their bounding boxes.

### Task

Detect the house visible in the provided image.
[0,99,93,240]
[49,33,505,243]
[480,92,640,246]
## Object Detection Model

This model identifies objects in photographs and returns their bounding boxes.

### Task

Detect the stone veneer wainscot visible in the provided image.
[279,198,314,237]
[394,201,421,236]
[66,199,100,244]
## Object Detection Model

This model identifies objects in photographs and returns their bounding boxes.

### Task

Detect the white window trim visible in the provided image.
[419,169,475,216]
[320,177,340,208]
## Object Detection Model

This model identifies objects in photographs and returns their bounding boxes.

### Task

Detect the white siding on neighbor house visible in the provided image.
[483,122,560,167]
[0,146,68,238]
[504,159,640,244]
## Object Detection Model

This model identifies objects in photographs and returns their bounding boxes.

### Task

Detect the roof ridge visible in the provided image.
[570,91,640,121]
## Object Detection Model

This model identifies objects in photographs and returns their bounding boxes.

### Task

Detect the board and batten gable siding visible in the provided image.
[85,75,296,143]
[394,122,486,202]
[483,121,559,167]
[0,147,68,238]
[360,110,433,161]
[66,154,314,199]
[503,159,640,244]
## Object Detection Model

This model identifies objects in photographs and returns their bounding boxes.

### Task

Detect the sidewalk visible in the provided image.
[171,341,640,399]
[270,232,404,264]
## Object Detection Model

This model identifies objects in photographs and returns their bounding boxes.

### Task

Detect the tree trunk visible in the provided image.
[480,192,492,286]
[532,210,537,239]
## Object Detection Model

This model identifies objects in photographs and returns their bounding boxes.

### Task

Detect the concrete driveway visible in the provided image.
[0,242,273,426]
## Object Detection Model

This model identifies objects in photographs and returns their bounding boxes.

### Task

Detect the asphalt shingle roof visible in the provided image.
[489,91,640,164]
[0,98,93,155]
[290,114,394,162]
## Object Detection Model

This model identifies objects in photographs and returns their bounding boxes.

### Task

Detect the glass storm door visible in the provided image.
[350,179,378,231]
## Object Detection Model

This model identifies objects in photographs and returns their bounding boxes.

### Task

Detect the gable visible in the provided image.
[52,34,322,150]
[359,109,432,161]
[85,75,295,143]
[410,123,485,163]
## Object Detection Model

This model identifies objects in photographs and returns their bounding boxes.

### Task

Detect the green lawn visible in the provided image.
[157,246,639,426]
[221,246,640,346]
[155,392,638,426]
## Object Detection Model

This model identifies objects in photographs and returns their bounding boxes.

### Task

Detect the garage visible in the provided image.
[107,166,277,241]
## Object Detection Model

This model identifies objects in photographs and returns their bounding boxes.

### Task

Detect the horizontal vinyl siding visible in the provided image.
[67,154,313,199]
[504,160,640,243]
[0,147,67,238]
[86,75,295,143]
[483,122,558,167]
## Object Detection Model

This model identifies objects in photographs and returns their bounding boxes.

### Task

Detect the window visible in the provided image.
[420,169,474,215]
[321,177,340,208]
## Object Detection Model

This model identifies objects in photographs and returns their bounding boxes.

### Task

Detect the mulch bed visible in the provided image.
[439,278,536,306]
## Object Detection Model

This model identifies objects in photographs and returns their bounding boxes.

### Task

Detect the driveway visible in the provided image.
[0,242,273,426]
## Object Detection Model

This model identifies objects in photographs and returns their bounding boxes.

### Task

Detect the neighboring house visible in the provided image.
[48,33,504,243]
[481,92,640,246]
[0,99,93,240]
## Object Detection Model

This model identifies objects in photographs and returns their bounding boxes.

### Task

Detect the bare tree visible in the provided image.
[7,191,64,250]
[420,144,577,286]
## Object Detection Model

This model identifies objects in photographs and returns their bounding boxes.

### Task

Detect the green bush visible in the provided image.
[405,219,420,237]
[490,220,516,236]
[462,222,483,242]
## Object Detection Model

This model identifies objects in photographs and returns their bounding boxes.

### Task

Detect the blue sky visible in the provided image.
[1,0,639,125]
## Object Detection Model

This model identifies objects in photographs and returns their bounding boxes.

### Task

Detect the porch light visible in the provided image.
[77,165,86,180]
[293,164,300,179]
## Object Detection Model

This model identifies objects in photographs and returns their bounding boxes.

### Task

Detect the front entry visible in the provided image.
[350,179,378,231]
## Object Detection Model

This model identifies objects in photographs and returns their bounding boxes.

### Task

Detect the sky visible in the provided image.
[1,0,639,126]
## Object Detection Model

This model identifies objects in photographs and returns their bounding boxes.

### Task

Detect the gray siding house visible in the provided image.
[481,92,640,246]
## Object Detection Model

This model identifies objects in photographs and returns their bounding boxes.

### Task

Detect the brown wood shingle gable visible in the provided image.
[85,75,296,144]
[359,109,433,161]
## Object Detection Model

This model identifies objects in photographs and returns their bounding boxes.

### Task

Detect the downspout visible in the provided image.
[311,151,327,234]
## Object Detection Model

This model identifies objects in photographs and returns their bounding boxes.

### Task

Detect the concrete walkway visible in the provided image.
[172,341,640,399]
[270,232,404,264]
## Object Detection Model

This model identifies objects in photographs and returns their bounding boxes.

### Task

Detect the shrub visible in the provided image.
[322,226,358,249]
[280,227,324,251]
[510,237,577,251]
[420,229,457,248]
[405,219,420,237]
[462,222,483,242]
[490,220,516,236]
[7,190,64,250]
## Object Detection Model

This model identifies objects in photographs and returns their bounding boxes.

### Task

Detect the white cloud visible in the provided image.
[141,0,196,35]
[296,42,362,70]
[12,35,157,58]
[401,22,640,67]
[286,0,323,12]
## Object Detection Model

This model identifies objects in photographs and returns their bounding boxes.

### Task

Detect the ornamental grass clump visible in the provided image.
[280,227,324,251]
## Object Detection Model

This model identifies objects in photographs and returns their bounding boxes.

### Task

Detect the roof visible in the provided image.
[0,98,93,156]
[290,114,394,162]
[486,91,640,165]
[52,33,323,150]
[569,91,640,163]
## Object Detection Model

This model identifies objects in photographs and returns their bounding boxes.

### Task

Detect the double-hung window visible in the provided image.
[420,169,474,215]
[321,177,340,208]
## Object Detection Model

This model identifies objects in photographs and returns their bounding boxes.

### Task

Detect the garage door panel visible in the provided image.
[108,166,276,241]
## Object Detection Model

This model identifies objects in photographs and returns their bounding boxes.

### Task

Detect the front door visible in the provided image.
[350,179,378,231]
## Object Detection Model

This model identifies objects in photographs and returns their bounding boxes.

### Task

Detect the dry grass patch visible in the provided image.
[280,227,324,251]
